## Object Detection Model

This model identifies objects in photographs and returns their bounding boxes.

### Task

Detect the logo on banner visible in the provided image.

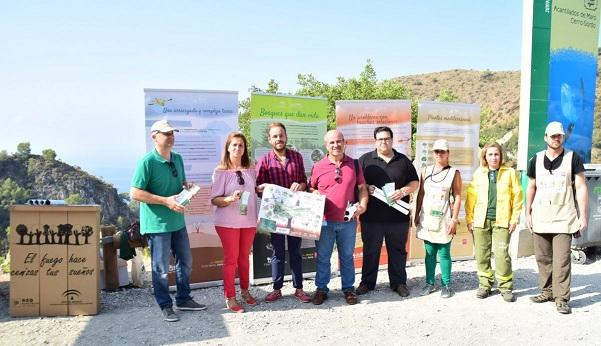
[147,97,172,107]
[147,97,173,113]
[585,0,597,10]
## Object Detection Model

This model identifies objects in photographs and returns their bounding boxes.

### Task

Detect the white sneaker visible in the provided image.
[420,284,436,296]
[441,285,454,298]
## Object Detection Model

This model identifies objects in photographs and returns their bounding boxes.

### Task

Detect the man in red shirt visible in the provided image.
[309,130,369,305]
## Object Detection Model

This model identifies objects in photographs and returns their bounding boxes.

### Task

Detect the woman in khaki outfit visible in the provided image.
[465,142,522,302]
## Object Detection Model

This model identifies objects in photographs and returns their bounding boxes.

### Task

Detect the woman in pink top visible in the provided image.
[211,132,258,313]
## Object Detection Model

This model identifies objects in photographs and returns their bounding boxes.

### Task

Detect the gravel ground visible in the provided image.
[1,254,600,345]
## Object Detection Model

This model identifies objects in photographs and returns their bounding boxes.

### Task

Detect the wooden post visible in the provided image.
[100,225,119,292]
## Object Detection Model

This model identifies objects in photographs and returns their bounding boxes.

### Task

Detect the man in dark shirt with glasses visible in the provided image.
[357,126,418,297]
[131,119,206,322]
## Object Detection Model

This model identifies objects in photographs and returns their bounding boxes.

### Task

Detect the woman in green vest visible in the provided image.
[465,142,523,302]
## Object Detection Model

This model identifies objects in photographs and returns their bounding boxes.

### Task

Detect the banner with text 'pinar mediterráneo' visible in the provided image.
[415,101,480,211]
[249,93,328,283]
[518,0,601,168]
[144,89,238,287]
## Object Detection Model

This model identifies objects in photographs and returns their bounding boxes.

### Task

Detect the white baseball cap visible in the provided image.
[151,119,179,133]
[545,121,565,136]
[432,139,449,151]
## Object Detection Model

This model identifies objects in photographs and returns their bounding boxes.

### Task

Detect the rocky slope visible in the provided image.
[0,153,135,250]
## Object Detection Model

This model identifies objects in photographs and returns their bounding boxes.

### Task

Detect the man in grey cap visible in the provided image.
[525,121,588,314]
[131,119,206,322]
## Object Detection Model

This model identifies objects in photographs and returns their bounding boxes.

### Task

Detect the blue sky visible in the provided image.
[0,2,527,192]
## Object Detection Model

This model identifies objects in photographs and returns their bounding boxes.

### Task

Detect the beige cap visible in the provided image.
[545,121,565,136]
[151,119,179,133]
[432,139,449,151]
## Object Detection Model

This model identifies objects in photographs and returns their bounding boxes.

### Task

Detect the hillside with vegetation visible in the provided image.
[395,69,521,159]
[394,57,601,163]
[0,144,136,255]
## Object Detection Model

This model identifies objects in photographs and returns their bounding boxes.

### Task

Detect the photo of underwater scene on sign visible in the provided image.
[257,184,325,240]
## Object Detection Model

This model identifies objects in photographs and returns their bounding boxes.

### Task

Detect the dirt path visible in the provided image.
[1,255,600,345]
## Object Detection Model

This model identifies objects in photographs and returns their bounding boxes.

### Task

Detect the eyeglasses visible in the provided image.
[235,170,245,185]
[160,131,175,136]
[167,162,178,177]
[376,137,392,143]
[433,150,447,154]
[334,166,342,183]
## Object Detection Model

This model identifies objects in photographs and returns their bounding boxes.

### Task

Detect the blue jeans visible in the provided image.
[147,227,193,309]
[315,220,357,292]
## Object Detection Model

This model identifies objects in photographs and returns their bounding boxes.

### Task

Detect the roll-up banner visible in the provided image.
[413,101,480,259]
[144,89,238,287]
[518,0,601,169]
[335,100,412,270]
[249,93,328,283]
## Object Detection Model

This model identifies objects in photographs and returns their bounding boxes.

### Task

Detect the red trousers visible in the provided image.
[215,226,256,298]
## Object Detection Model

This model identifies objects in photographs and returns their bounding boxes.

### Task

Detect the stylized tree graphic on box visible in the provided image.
[81,226,94,244]
[27,229,34,245]
[16,223,94,246]
[57,225,65,244]
[34,228,42,244]
[59,224,73,245]
[73,229,81,245]
[16,224,28,244]
[43,224,51,244]
[49,228,57,244]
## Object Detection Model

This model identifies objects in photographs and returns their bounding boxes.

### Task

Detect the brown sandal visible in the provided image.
[226,298,245,313]
[241,290,257,306]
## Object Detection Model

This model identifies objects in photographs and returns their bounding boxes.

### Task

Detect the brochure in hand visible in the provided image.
[257,184,326,240]
[371,186,410,215]
[175,183,201,206]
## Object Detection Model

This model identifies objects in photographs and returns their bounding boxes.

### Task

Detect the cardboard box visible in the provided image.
[408,227,425,260]
[99,258,129,289]
[450,231,474,259]
[9,210,41,317]
[509,226,534,259]
[409,226,474,260]
[9,205,100,317]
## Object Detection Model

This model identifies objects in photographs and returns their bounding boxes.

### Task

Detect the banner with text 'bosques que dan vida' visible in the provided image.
[249,93,328,283]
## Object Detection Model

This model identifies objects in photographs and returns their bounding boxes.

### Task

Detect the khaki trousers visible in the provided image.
[473,219,513,291]
[532,232,572,301]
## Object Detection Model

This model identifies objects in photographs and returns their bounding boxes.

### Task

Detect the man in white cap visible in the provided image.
[131,119,206,322]
[525,121,588,314]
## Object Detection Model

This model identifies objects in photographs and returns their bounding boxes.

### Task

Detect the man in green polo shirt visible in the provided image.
[131,119,206,322]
